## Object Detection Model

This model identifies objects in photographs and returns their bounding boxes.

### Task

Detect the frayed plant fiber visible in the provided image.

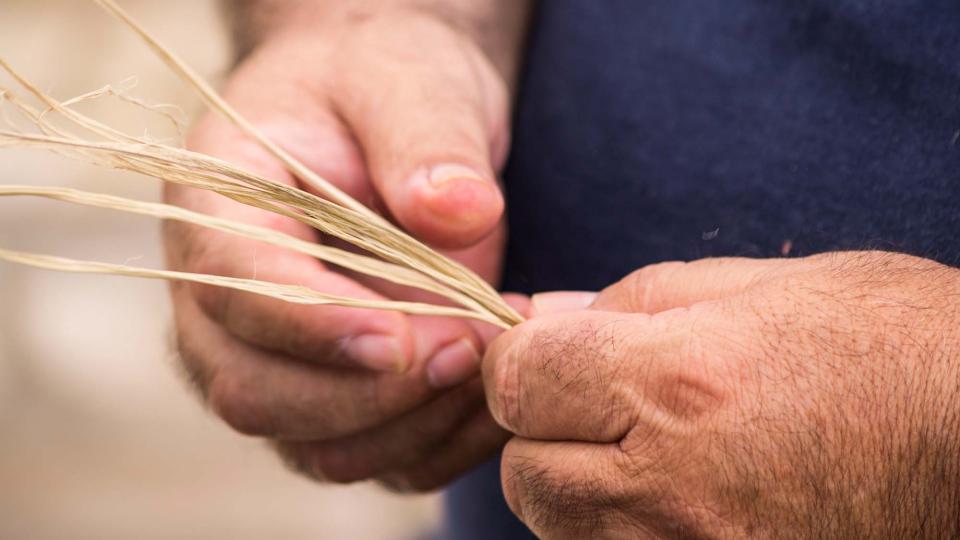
[0,0,522,330]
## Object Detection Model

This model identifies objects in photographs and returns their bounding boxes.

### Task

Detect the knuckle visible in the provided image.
[654,329,728,421]
[207,371,274,437]
[502,446,609,535]
[618,261,686,311]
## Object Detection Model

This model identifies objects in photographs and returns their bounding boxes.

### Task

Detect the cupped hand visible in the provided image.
[166,6,523,491]
[484,252,960,538]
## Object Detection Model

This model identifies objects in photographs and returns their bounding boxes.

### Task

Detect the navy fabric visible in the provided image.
[442,457,533,539]
[444,1,960,538]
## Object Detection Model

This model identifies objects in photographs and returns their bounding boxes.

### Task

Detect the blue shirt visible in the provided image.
[445,1,960,537]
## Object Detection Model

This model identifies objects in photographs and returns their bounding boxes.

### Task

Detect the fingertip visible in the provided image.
[426,338,481,388]
[530,291,598,317]
[403,164,505,248]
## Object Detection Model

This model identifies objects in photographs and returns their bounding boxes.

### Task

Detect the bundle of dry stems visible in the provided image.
[0,0,523,331]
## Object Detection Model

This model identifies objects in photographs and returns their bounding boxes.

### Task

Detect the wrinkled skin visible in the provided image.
[484,252,960,539]
[166,5,528,491]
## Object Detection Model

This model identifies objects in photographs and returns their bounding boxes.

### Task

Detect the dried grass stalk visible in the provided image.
[0,247,493,324]
[0,0,525,329]
[0,185,480,314]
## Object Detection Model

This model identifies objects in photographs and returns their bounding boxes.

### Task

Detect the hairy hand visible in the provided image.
[166,5,527,491]
[483,252,960,538]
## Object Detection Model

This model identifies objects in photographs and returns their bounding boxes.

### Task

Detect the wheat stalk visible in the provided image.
[0,0,523,329]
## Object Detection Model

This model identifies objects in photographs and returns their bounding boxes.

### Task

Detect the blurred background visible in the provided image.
[0,1,441,538]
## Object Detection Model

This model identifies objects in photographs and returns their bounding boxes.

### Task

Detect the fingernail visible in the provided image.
[531,291,598,316]
[427,338,480,388]
[411,164,504,244]
[428,164,487,189]
[344,334,407,373]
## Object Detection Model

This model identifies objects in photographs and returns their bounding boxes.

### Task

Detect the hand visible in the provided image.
[483,252,960,538]
[166,3,529,491]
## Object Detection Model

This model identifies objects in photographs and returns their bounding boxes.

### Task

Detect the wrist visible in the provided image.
[859,261,960,537]
[222,0,532,84]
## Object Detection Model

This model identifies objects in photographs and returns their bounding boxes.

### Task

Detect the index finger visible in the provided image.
[166,117,414,372]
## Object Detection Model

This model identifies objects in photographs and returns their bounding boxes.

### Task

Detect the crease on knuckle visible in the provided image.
[504,450,620,536]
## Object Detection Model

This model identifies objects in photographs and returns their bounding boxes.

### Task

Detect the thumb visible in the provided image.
[591,257,795,314]
[331,42,508,249]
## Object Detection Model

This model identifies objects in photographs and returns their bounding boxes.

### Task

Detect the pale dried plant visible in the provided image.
[0,0,523,330]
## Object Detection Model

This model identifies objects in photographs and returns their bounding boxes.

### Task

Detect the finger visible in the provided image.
[414,315,483,389]
[315,236,513,389]
[483,309,721,442]
[168,119,414,372]
[173,289,430,439]
[330,19,509,249]
[423,293,532,388]
[591,257,795,314]
[483,311,646,442]
[315,217,509,389]
[330,255,491,390]
[501,438,642,538]
[377,408,509,493]
[276,378,486,484]
[179,229,413,372]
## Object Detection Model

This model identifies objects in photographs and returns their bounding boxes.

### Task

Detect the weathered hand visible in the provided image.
[483,252,960,538]
[166,4,528,491]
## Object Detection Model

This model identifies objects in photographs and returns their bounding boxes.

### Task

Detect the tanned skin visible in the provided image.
[167,2,959,537]
[167,0,533,492]
[484,252,960,538]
